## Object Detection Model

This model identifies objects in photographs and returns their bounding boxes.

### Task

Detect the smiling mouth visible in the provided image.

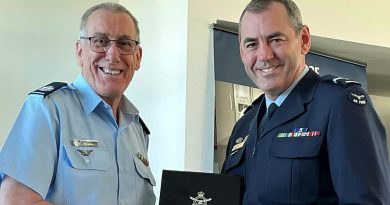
[255,66,278,73]
[259,67,276,72]
[100,67,122,75]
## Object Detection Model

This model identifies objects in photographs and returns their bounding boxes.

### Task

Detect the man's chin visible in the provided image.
[98,89,124,99]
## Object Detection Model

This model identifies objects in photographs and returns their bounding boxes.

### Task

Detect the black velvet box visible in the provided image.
[159,170,242,205]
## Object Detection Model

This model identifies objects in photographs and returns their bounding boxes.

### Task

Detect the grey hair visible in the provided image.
[238,0,303,39]
[80,2,140,42]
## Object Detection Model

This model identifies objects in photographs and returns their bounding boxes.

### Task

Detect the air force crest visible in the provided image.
[190,191,212,205]
[349,91,367,106]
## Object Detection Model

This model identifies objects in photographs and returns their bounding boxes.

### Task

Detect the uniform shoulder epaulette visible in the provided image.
[243,95,262,114]
[322,75,367,106]
[29,82,67,97]
[139,117,151,135]
[321,74,361,87]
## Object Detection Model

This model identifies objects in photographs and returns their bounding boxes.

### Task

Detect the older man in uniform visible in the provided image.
[222,0,390,204]
[0,2,155,205]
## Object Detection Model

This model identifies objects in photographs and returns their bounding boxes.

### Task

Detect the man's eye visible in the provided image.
[93,37,109,46]
[245,43,257,50]
[270,38,282,43]
[269,38,285,46]
[118,40,132,46]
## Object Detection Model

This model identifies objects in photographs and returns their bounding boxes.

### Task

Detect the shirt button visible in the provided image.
[84,157,90,163]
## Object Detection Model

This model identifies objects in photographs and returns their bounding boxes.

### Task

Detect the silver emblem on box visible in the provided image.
[190,191,212,205]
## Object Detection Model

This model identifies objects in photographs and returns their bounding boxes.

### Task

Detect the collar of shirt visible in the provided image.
[265,65,309,109]
[71,74,139,117]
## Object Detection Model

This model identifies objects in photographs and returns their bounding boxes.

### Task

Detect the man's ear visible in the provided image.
[239,38,245,63]
[76,40,83,67]
[300,25,311,55]
[134,46,142,71]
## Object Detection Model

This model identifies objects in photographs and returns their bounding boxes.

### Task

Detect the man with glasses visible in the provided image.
[0,2,155,205]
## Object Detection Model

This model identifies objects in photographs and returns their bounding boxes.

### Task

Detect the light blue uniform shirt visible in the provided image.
[0,74,156,205]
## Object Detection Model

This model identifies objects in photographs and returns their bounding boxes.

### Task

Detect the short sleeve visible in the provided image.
[0,95,59,198]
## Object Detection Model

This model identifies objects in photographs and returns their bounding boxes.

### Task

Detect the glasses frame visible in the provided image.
[80,36,140,55]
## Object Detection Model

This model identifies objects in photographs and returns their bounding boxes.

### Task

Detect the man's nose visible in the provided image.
[256,43,274,62]
[104,42,121,62]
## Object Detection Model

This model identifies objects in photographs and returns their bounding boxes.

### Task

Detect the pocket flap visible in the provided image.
[133,154,156,186]
[270,135,323,158]
[64,144,110,170]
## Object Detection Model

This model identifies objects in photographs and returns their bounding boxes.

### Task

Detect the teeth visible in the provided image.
[260,67,276,72]
[102,68,121,75]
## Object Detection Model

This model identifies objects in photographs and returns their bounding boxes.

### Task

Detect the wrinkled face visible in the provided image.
[239,2,310,100]
[76,9,142,104]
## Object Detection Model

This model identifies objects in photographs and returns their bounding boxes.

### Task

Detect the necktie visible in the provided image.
[267,103,278,120]
[257,103,279,139]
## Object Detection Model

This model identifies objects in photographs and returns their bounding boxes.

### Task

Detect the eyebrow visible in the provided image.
[117,34,133,40]
[92,32,133,40]
[92,32,110,37]
[242,37,257,45]
[242,31,285,44]
[267,32,284,40]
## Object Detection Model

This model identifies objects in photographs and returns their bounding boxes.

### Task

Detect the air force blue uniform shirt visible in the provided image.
[0,74,156,205]
[222,67,390,204]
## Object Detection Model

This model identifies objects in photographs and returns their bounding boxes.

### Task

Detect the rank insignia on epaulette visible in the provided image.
[349,91,367,106]
[323,75,361,87]
[29,82,67,97]
[332,77,360,86]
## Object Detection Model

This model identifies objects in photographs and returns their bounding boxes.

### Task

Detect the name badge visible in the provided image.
[72,139,99,147]
[231,135,248,153]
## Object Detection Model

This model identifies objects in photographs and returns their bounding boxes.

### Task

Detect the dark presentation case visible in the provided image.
[159,170,242,205]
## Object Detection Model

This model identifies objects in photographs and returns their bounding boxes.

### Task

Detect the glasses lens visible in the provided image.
[90,37,110,52]
[116,40,136,54]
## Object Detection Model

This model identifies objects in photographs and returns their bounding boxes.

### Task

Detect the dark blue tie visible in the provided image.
[267,103,278,120]
[258,103,278,138]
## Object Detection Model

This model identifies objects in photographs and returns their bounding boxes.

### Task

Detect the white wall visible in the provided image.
[185,0,250,171]
[122,0,251,199]
[122,0,189,198]
[294,0,390,48]
[0,0,110,148]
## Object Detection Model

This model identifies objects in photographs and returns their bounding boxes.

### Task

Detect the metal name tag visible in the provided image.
[72,139,98,147]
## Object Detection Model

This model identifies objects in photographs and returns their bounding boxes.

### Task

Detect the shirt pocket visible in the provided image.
[266,135,323,204]
[62,144,115,205]
[270,135,323,158]
[64,144,110,170]
[133,154,156,186]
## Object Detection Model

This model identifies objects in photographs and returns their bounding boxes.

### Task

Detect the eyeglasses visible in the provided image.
[80,36,139,55]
